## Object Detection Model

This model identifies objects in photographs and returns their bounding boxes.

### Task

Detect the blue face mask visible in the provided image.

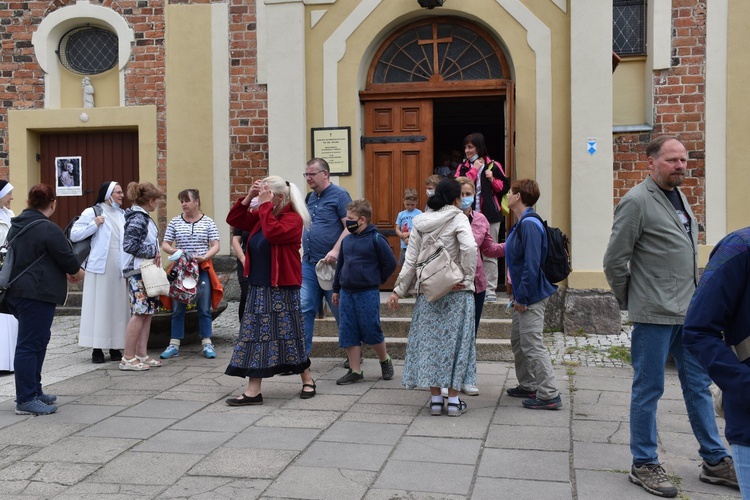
[109,198,120,210]
[460,196,474,211]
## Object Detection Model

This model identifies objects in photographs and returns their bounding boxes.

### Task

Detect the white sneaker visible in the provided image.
[462,384,479,396]
[440,387,449,398]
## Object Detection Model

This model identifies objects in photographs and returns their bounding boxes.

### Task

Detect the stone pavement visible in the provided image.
[0,303,741,499]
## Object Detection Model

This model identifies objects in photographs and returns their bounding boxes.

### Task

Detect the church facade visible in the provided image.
[2,0,749,288]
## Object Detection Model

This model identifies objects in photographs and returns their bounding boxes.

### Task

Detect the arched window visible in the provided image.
[368,18,509,89]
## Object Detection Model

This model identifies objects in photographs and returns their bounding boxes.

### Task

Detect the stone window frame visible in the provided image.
[32,1,134,108]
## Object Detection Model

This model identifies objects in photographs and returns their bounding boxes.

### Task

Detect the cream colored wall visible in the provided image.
[726,1,750,233]
[613,58,646,126]
[60,67,119,109]
[7,106,158,200]
[165,5,215,227]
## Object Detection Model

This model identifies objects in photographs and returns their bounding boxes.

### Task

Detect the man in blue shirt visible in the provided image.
[302,158,351,356]
[684,226,750,497]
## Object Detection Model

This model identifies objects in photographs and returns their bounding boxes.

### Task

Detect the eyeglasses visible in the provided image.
[303,171,325,179]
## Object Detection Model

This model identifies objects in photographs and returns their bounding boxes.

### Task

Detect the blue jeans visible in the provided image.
[630,323,728,465]
[301,261,339,356]
[732,444,750,497]
[8,297,56,404]
[171,270,212,340]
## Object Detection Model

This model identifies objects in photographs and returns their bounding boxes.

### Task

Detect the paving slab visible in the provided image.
[134,429,235,454]
[170,409,261,432]
[225,426,320,451]
[76,416,177,439]
[23,436,139,464]
[318,421,407,446]
[374,460,475,495]
[391,436,482,465]
[477,448,569,482]
[485,423,570,452]
[264,466,376,499]
[296,441,393,471]
[471,477,572,500]
[118,398,207,419]
[158,477,270,499]
[88,451,204,485]
[188,448,298,478]
[573,441,633,471]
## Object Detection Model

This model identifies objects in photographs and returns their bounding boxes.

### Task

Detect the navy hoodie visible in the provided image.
[5,208,80,305]
[333,224,396,293]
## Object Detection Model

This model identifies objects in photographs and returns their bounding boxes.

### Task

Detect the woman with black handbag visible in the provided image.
[5,184,84,415]
[387,178,477,417]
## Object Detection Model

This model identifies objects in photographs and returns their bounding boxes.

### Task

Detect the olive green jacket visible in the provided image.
[603,175,698,325]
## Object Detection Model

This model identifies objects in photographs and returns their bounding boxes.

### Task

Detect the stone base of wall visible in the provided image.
[545,286,622,335]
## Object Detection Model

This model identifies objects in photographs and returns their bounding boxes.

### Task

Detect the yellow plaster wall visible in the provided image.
[613,58,646,126]
[165,4,214,221]
[60,67,119,108]
[304,1,571,235]
[7,106,158,201]
[726,2,750,232]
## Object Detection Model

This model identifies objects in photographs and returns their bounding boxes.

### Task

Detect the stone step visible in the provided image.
[64,291,83,308]
[310,336,513,362]
[379,296,513,319]
[313,317,512,339]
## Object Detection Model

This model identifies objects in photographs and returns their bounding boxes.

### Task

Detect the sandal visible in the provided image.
[119,357,150,371]
[447,399,468,417]
[430,399,444,416]
[137,356,162,367]
[300,381,316,399]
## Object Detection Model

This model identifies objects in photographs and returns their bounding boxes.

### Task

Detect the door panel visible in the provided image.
[364,100,433,289]
[40,131,139,228]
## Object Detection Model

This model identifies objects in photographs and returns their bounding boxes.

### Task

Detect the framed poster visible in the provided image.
[311,127,351,175]
[55,156,83,196]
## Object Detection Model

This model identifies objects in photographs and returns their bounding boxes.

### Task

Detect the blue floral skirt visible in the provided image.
[225,285,310,379]
[402,291,476,390]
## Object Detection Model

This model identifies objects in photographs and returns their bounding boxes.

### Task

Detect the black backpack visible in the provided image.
[64,204,103,265]
[518,212,571,284]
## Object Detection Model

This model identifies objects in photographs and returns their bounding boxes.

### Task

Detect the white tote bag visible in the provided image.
[139,259,170,297]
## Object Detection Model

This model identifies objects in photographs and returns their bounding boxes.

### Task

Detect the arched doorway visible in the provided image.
[360,17,514,288]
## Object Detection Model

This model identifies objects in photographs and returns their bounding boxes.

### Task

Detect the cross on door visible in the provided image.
[418,24,453,79]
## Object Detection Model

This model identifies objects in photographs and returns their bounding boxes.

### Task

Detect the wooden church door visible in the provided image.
[363,100,434,289]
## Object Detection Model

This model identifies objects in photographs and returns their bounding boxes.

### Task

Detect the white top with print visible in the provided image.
[164,214,220,257]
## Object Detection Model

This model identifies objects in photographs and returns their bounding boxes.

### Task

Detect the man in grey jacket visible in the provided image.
[603,136,736,497]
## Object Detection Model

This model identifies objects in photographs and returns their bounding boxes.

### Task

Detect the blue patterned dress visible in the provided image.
[401,291,477,390]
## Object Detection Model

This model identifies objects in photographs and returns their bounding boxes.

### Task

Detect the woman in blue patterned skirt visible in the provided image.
[224,176,316,404]
[387,178,478,417]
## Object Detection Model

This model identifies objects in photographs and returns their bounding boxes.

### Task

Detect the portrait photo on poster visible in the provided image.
[55,156,83,196]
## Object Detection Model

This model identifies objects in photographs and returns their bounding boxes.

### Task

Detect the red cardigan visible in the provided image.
[226,199,303,287]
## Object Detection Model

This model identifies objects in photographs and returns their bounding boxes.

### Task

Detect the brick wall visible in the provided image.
[0,0,268,226]
[613,0,706,242]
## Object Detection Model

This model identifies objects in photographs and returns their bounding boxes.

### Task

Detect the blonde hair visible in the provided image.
[263,175,311,229]
[455,176,475,194]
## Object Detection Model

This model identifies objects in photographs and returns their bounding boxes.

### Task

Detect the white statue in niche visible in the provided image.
[82,77,95,108]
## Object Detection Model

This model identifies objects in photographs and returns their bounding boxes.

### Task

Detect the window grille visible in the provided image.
[58,26,119,75]
[373,22,505,84]
[613,0,647,56]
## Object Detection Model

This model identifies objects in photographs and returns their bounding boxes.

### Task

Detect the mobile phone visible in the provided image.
[469,154,479,163]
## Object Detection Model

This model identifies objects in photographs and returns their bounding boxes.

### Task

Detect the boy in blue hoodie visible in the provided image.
[332,199,397,385]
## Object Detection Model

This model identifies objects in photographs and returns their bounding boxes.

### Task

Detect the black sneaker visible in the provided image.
[629,463,678,497]
[380,355,394,380]
[506,386,536,398]
[336,369,364,385]
[700,457,739,489]
[522,395,562,410]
